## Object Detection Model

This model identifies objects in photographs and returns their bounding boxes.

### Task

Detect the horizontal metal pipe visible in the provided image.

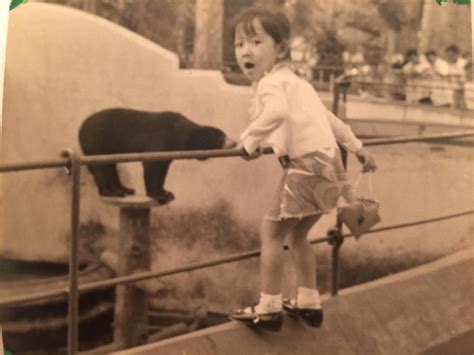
[38,130,474,166]
[0,236,331,307]
[0,289,70,307]
[355,209,474,237]
[1,132,473,171]
[363,131,474,147]
[351,80,474,92]
[0,159,67,173]
[79,147,265,165]
[76,131,474,165]
[2,208,472,307]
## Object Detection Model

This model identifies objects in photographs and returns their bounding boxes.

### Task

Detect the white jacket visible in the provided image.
[241,65,362,158]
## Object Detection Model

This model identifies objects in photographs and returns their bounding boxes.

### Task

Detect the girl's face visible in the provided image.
[234,18,285,82]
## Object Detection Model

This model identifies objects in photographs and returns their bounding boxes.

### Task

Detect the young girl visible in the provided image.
[229,7,377,331]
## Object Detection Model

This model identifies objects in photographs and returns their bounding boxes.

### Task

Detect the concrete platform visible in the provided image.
[101,195,162,208]
[114,249,474,355]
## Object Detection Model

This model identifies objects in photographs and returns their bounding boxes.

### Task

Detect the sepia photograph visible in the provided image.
[0,0,473,354]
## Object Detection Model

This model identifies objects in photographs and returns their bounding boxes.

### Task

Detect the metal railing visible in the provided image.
[1,130,474,354]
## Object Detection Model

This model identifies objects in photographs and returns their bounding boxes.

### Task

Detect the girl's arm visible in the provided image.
[327,110,376,172]
[240,81,288,154]
[326,109,362,152]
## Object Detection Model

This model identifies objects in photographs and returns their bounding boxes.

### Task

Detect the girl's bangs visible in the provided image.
[235,19,257,38]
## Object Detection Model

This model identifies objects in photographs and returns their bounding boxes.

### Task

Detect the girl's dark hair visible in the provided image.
[231,6,291,61]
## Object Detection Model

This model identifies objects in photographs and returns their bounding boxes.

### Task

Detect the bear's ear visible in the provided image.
[186,126,226,151]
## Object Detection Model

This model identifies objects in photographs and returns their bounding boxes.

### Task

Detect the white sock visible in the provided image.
[297,287,321,309]
[254,292,282,314]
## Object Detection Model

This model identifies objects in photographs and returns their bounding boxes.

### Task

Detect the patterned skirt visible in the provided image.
[265,148,351,221]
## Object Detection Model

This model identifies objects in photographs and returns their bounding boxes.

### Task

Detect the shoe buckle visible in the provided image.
[253,315,260,324]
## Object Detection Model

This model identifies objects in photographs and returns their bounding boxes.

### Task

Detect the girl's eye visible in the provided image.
[234,42,243,48]
[251,39,261,45]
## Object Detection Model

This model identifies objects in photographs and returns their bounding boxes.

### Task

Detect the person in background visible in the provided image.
[417,50,448,104]
[464,62,473,110]
[465,62,472,82]
[390,53,405,70]
[402,49,423,78]
[439,45,466,79]
[402,49,430,103]
[419,50,447,78]
[343,44,365,74]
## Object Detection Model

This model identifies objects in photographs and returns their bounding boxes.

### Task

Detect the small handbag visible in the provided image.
[337,172,381,239]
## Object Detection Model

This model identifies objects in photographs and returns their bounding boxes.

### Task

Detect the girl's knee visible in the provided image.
[288,215,320,244]
[288,232,308,247]
[293,217,319,236]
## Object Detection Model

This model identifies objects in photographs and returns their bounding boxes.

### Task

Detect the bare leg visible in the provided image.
[286,214,324,328]
[229,217,299,329]
[260,218,299,295]
[288,214,322,289]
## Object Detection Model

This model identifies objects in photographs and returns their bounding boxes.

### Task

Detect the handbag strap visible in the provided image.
[353,172,375,198]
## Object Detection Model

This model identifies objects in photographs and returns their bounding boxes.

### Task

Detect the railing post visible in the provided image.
[332,82,340,116]
[329,73,335,94]
[329,80,351,296]
[102,196,159,349]
[327,227,344,296]
[61,149,81,355]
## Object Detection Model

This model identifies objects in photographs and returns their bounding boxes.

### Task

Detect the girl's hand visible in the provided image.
[237,144,261,160]
[355,148,377,173]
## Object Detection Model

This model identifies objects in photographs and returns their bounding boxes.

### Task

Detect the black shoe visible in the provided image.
[229,306,283,332]
[283,299,323,328]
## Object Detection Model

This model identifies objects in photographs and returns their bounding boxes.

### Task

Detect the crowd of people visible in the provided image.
[343,44,472,109]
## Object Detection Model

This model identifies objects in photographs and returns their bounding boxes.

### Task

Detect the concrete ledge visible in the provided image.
[113,248,474,355]
[101,195,162,208]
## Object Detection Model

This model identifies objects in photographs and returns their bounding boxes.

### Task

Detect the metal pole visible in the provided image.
[62,149,81,355]
[332,80,340,116]
[329,228,344,296]
[330,81,349,296]
[329,73,335,94]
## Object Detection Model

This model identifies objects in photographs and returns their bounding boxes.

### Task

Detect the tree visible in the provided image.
[175,0,194,67]
[39,0,196,67]
[193,0,224,69]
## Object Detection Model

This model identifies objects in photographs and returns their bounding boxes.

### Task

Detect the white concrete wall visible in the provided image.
[1,3,339,261]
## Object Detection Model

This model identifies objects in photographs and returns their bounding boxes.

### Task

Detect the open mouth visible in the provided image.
[244,62,255,69]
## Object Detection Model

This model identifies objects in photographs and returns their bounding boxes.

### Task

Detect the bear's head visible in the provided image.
[187,126,237,151]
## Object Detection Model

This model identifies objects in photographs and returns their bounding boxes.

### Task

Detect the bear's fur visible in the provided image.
[79,108,235,204]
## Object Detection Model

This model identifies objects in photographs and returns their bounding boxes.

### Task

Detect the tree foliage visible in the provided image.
[372,0,403,31]
[37,0,424,69]
[41,0,195,67]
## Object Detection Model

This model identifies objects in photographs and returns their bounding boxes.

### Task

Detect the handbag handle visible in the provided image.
[353,172,375,198]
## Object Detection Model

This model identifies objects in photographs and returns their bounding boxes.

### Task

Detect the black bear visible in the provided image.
[79,108,236,204]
